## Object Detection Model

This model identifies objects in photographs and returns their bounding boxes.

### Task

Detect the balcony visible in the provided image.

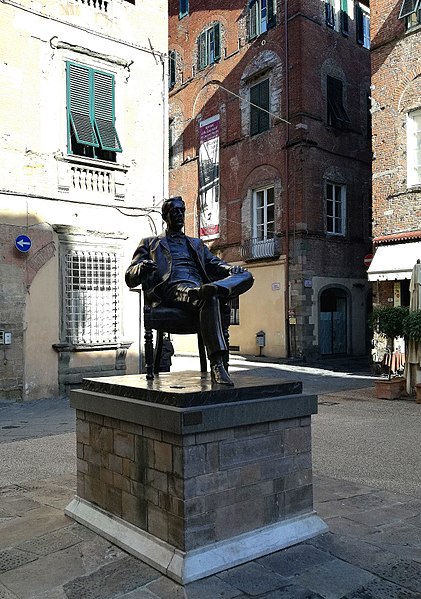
[240,236,281,261]
[74,0,109,12]
[56,154,128,201]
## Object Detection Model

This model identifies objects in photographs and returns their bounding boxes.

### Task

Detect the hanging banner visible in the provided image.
[198,114,220,240]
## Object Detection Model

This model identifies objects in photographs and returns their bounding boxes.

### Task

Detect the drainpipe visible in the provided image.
[284,0,291,357]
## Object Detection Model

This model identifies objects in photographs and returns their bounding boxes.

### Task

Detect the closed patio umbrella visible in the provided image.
[405,259,421,395]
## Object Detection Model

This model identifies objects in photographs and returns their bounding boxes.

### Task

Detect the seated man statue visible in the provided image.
[125,196,254,385]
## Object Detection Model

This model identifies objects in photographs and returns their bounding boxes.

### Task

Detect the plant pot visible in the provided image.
[374,377,405,400]
[415,383,421,404]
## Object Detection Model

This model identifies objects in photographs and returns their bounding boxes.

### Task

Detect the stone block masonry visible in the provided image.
[66,373,327,583]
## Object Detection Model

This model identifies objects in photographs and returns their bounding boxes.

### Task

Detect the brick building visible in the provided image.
[169,0,372,360]
[368,1,421,310]
[0,0,167,400]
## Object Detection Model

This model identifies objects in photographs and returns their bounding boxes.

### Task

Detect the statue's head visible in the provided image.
[162,197,185,232]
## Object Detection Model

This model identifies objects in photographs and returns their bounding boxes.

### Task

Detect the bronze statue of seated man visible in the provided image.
[125,196,254,385]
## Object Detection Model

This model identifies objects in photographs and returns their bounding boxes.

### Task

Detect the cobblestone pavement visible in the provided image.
[1,356,420,598]
[0,474,421,598]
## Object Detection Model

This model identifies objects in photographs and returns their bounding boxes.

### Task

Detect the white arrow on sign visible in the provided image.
[17,239,31,248]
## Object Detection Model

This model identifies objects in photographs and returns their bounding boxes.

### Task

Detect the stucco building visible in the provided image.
[368,1,421,307]
[0,0,168,400]
[169,0,372,361]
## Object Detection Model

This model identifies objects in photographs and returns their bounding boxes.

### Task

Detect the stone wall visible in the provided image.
[76,409,312,552]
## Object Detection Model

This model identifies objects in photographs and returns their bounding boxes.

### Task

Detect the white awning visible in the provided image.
[367,242,421,281]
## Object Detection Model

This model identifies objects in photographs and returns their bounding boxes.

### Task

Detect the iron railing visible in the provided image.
[240,236,281,261]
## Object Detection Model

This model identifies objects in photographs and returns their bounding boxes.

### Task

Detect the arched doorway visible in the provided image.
[319,287,348,355]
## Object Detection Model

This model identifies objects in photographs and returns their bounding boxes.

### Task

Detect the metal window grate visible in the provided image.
[64,249,119,344]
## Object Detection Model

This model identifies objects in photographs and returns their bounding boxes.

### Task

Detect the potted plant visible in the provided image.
[402,310,421,402]
[369,306,408,399]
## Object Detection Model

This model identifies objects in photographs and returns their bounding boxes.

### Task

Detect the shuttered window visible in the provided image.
[67,62,122,160]
[169,50,176,88]
[249,0,276,39]
[325,0,335,28]
[340,0,349,34]
[250,79,270,136]
[179,0,188,18]
[197,24,221,70]
[356,3,370,48]
[327,76,350,129]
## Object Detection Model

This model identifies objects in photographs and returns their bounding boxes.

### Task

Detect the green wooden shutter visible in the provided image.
[198,31,206,69]
[249,1,258,38]
[179,0,188,18]
[259,79,270,132]
[340,0,349,33]
[67,62,98,147]
[325,1,335,27]
[356,4,364,44]
[169,50,176,88]
[250,83,261,135]
[267,0,276,29]
[93,70,122,152]
[214,23,221,61]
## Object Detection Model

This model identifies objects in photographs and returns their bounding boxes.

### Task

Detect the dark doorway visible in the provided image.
[319,288,347,355]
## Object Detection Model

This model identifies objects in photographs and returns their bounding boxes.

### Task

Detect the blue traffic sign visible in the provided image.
[15,234,32,253]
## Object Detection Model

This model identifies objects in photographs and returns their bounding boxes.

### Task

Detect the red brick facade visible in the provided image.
[370,0,421,307]
[169,0,371,359]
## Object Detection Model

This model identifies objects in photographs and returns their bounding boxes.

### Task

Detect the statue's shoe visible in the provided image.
[211,361,234,386]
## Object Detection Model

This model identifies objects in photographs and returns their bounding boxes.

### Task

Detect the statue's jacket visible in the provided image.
[125,232,232,307]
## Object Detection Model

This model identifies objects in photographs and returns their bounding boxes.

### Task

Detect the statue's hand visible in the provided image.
[140,259,158,273]
[229,265,247,275]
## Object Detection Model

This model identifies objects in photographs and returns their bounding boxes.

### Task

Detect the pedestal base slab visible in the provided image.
[65,496,328,584]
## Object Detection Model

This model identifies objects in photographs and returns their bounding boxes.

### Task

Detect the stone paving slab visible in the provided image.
[0,583,19,599]
[2,473,421,598]
[5,363,421,598]
[62,556,160,599]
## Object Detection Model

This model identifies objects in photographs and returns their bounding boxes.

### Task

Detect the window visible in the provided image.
[252,186,275,257]
[326,182,346,235]
[169,118,175,169]
[250,78,270,135]
[407,7,421,27]
[197,24,221,70]
[399,0,421,28]
[229,296,240,325]
[407,109,421,187]
[399,0,420,18]
[169,50,176,89]
[63,249,120,344]
[179,0,188,18]
[356,3,370,48]
[327,75,350,129]
[67,62,122,162]
[325,0,336,28]
[249,0,276,39]
[340,0,349,34]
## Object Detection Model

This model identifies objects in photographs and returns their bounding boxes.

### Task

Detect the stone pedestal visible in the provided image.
[65,372,327,584]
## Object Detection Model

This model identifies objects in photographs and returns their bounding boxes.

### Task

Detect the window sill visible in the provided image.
[326,233,346,239]
[53,341,133,352]
[55,153,129,173]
